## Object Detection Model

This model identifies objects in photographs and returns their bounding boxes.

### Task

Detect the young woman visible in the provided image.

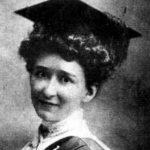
[15,0,141,150]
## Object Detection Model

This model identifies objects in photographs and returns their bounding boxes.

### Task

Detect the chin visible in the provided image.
[33,101,60,122]
[36,109,60,122]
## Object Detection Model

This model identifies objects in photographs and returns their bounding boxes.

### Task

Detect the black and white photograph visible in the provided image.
[0,0,149,150]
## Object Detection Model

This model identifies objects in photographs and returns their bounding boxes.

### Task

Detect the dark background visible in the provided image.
[0,0,149,150]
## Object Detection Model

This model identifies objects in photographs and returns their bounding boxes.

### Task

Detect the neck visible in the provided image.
[40,109,84,138]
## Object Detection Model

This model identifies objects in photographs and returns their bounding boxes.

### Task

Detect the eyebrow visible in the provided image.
[34,65,77,79]
[59,70,77,79]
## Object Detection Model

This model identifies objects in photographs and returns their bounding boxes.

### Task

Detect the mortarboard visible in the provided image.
[15,0,141,39]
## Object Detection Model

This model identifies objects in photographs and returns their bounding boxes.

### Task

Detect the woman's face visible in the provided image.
[30,54,95,122]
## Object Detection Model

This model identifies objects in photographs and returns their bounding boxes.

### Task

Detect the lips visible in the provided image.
[38,99,59,106]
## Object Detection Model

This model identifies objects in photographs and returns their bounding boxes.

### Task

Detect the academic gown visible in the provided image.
[45,136,104,150]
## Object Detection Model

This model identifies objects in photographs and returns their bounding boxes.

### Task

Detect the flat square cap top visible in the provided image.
[15,0,141,39]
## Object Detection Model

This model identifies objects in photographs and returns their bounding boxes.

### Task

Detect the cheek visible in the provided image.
[30,79,46,91]
[59,86,87,104]
[30,80,45,100]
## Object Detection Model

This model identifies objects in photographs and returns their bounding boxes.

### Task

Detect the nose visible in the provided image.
[43,77,57,98]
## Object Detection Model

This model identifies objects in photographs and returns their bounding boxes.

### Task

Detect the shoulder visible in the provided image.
[45,136,105,150]
[82,138,106,150]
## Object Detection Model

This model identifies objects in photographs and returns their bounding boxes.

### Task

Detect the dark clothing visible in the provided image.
[45,136,104,150]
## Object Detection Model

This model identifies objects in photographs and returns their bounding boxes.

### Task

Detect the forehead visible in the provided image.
[35,54,85,77]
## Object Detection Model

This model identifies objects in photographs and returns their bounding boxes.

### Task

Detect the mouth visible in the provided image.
[38,100,59,106]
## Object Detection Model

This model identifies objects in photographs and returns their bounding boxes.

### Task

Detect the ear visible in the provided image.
[83,84,98,103]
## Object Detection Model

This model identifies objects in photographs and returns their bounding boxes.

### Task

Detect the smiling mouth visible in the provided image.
[38,100,59,106]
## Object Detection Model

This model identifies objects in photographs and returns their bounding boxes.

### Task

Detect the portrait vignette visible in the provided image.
[0,0,149,150]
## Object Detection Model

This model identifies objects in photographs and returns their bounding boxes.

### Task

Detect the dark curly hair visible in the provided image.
[19,14,129,92]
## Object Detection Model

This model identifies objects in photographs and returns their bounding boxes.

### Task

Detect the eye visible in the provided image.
[60,76,71,84]
[32,69,47,79]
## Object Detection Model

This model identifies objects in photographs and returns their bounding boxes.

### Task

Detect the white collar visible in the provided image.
[40,109,87,138]
[21,109,110,150]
